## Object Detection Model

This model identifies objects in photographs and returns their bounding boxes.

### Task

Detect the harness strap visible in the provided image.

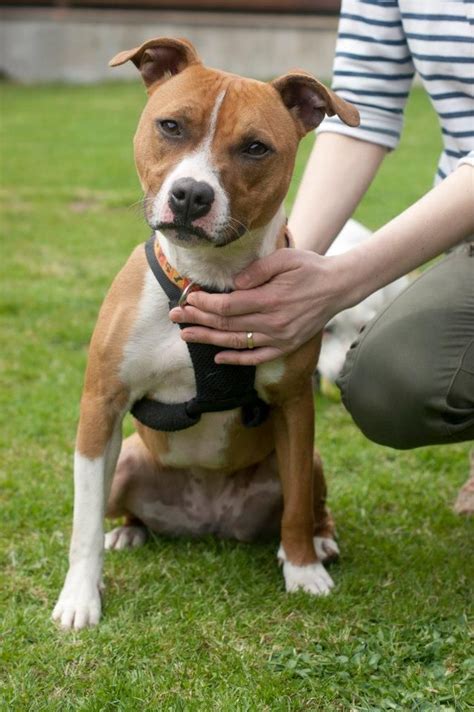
[130,236,270,432]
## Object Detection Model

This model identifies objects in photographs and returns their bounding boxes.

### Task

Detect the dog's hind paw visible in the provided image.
[104,525,148,551]
[314,536,340,564]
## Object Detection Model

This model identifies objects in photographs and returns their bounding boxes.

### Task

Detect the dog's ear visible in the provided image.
[272,71,360,134]
[109,37,200,93]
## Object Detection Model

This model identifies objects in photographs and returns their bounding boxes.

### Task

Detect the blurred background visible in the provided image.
[0,0,341,82]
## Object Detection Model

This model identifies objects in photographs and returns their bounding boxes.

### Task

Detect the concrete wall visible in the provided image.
[0,7,338,83]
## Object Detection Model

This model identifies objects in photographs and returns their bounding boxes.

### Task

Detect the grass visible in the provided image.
[1,81,473,711]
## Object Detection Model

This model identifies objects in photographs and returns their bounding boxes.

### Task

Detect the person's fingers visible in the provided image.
[214,346,283,366]
[170,304,272,334]
[181,285,272,317]
[234,249,297,289]
[181,327,268,350]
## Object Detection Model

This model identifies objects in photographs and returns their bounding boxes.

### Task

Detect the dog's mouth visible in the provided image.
[156,221,212,245]
[153,220,247,248]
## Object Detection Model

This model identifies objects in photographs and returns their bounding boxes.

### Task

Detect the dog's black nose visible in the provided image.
[169,178,215,222]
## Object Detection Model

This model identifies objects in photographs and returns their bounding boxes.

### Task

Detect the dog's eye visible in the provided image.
[243,141,270,158]
[158,120,182,137]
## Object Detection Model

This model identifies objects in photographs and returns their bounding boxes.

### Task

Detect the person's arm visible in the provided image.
[170,164,474,365]
[289,133,387,254]
[331,163,474,305]
[290,0,415,254]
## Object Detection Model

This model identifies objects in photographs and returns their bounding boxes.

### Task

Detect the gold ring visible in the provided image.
[246,331,255,350]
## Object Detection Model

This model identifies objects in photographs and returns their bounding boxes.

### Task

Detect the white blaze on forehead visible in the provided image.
[151,89,229,231]
[202,89,226,150]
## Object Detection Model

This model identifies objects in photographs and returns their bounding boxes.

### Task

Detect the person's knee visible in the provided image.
[337,249,474,448]
[338,357,411,449]
[337,329,438,449]
[338,336,474,448]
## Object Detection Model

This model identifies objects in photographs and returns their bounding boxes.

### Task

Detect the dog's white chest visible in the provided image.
[120,269,284,469]
[121,269,196,405]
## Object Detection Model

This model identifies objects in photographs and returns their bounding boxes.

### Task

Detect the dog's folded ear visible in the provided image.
[272,71,360,134]
[109,37,200,93]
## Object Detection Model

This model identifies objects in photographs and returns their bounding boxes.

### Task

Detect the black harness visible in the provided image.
[130,236,270,432]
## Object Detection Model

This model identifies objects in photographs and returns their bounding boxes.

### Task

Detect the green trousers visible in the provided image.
[337,243,474,449]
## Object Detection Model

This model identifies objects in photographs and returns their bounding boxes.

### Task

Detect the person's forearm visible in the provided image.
[338,164,474,309]
[289,132,387,254]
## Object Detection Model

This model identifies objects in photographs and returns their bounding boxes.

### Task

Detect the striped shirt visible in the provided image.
[318,0,474,183]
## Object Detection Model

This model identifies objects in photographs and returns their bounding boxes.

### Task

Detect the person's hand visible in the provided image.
[169,248,348,365]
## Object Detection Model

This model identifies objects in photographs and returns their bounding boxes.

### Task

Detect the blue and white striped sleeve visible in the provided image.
[318,0,415,150]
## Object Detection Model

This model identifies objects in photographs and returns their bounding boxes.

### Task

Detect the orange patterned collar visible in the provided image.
[154,240,201,306]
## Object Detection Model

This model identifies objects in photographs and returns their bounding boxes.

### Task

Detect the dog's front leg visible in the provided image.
[274,385,334,596]
[52,393,124,629]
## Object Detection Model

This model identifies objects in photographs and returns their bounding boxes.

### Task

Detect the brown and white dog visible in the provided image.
[52,38,359,629]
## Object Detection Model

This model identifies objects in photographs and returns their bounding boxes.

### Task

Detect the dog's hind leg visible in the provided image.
[105,433,152,551]
[312,450,339,564]
[105,432,210,543]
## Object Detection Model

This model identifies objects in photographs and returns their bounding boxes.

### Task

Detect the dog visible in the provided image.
[52,37,360,629]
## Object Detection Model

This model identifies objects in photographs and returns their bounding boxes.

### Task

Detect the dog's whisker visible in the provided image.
[127,196,148,209]
[228,217,248,232]
[225,223,241,239]
[224,217,249,239]
[126,196,157,222]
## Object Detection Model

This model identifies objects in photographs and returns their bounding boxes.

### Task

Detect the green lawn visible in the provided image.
[1,82,472,711]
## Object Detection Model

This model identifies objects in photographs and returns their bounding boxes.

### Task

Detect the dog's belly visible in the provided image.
[127,452,283,541]
[121,268,284,470]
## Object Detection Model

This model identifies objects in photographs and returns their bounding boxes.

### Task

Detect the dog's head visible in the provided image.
[110,37,359,248]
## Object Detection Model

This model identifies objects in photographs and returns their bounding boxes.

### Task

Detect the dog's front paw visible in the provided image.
[278,546,334,596]
[105,525,147,551]
[283,560,334,596]
[314,536,340,564]
[52,566,102,630]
